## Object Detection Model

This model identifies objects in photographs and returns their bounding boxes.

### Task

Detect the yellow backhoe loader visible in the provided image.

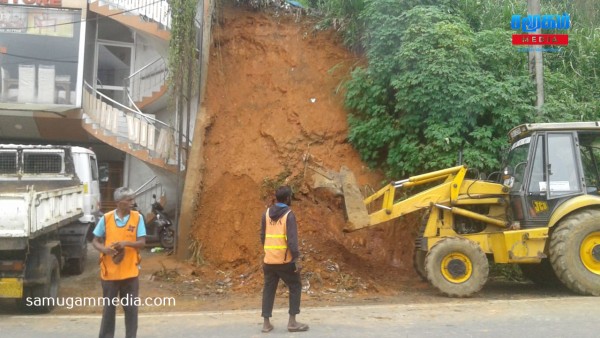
[308,122,600,297]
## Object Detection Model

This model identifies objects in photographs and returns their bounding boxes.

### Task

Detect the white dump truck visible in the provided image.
[0,145,101,312]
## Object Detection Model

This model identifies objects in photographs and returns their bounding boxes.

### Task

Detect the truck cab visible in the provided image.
[504,123,600,228]
[71,147,102,224]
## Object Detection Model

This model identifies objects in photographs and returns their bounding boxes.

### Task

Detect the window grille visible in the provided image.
[23,153,63,174]
[0,151,17,174]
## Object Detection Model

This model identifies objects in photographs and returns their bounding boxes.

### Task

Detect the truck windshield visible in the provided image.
[505,137,531,191]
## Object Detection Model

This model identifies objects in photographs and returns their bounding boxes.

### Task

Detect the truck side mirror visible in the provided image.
[99,164,109,183]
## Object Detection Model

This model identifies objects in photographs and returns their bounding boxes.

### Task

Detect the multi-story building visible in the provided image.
[0,0,197,216]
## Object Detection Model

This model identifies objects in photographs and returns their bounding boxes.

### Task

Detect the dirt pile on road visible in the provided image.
[189,4,420,297]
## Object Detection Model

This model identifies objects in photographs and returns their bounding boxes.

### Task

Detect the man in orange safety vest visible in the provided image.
[92,187,146,338]
[260,186,309,333]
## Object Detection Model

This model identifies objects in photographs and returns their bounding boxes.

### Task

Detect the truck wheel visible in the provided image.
[66,253,87,276]
[62,241,87,276]
[549,209,600,296]
[425,237,488,297]
[15,287,33,312]
[31,255,60,313]
[67,258,85,276]
[160,228,175,249]
[518,259,564,287]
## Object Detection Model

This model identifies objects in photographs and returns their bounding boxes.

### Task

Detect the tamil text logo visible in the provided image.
[511,13,570,46]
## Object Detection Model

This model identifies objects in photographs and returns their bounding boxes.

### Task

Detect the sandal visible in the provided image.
[288,323,309,332]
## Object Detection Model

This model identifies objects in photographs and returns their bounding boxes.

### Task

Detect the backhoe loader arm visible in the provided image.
[306,157,508,232]
[343,165,508,231]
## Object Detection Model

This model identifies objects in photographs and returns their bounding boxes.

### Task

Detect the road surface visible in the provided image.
[0,296,598,337]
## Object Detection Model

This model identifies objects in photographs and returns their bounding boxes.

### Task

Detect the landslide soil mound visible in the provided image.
[189,4,421,298]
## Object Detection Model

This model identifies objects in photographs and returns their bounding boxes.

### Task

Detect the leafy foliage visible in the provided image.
[345,4,535,177]
[168,0,198,97]
[334,0,599,178]
[313,0,367,51]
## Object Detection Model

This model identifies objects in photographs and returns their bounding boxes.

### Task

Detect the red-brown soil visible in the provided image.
[187,3,422,299]
[0,4,426,317]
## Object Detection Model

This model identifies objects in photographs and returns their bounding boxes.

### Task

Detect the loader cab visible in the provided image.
[504,123,600,228]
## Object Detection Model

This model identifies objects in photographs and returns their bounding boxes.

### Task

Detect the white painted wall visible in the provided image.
[124,154,178,217]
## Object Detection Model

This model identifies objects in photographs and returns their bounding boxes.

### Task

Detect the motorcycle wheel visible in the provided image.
[160,228,175,249]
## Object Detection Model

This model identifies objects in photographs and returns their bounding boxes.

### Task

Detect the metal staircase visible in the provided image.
[82,0,180,172]
[82,82,180,172]
[126,56,169,109]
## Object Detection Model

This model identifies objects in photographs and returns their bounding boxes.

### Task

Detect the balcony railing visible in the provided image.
[83,81,178,167]
[126,56,168,104]
[134,176,165,217]
[89,0,172,29]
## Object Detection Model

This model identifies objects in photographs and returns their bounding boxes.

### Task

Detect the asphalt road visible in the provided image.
[1,296,598,338]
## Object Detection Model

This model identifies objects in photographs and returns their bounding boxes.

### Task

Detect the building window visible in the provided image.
[0,5,81,106]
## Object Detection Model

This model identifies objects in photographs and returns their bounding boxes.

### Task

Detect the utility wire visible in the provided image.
[0,0,165,31]
[0,1,166,63]
[1,52,77,63]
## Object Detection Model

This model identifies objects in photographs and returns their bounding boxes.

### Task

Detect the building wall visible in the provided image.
[0,1,87,107]
[124,154,178,217]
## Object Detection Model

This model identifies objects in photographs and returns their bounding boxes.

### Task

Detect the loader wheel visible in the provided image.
[413,222,427,281]
[549,209,600,296]
[413,249,427,281]
[518,259,563,288]
[425,237,488,297]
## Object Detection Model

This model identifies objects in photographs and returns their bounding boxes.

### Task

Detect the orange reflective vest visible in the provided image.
[263,209,292,264]
[100,210,141,281]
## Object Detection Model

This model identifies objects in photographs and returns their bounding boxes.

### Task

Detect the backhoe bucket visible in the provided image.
[308,162,370,232]
[339,166,371,232]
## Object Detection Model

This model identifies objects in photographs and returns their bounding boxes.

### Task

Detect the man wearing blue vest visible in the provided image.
[260,186,309,333]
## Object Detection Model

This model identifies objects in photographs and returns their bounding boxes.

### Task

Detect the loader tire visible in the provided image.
[413,249,427,281]
[425,237,488,297]
[413,212,430,281]
[518,259,563,288]
[549,209,600,296]
[413,223,427,281]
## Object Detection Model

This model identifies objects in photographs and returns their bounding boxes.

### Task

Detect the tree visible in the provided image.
[345,3,535,177]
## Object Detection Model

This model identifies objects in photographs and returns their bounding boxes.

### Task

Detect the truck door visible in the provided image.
[525,132,583,224]
[71,148,101,223]
[88,154,101,220]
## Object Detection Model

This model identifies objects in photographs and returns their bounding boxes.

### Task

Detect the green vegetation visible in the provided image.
[308,0,600,177]
[168,0,198,100]
[489,262,524,282]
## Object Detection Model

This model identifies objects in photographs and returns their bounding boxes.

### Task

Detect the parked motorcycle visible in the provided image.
[136,194,175,249]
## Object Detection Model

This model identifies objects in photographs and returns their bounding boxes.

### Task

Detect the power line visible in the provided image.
[0,40,114,65]
[0,0,165,31]
[1,52,77,63]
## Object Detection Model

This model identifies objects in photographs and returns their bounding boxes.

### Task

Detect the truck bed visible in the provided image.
[0,184,83,239]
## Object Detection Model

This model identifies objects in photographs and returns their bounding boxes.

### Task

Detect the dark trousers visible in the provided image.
[261,262,301,318]
[99,277,139,338]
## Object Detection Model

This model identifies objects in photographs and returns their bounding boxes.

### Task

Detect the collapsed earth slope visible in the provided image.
[193,4,419,295]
